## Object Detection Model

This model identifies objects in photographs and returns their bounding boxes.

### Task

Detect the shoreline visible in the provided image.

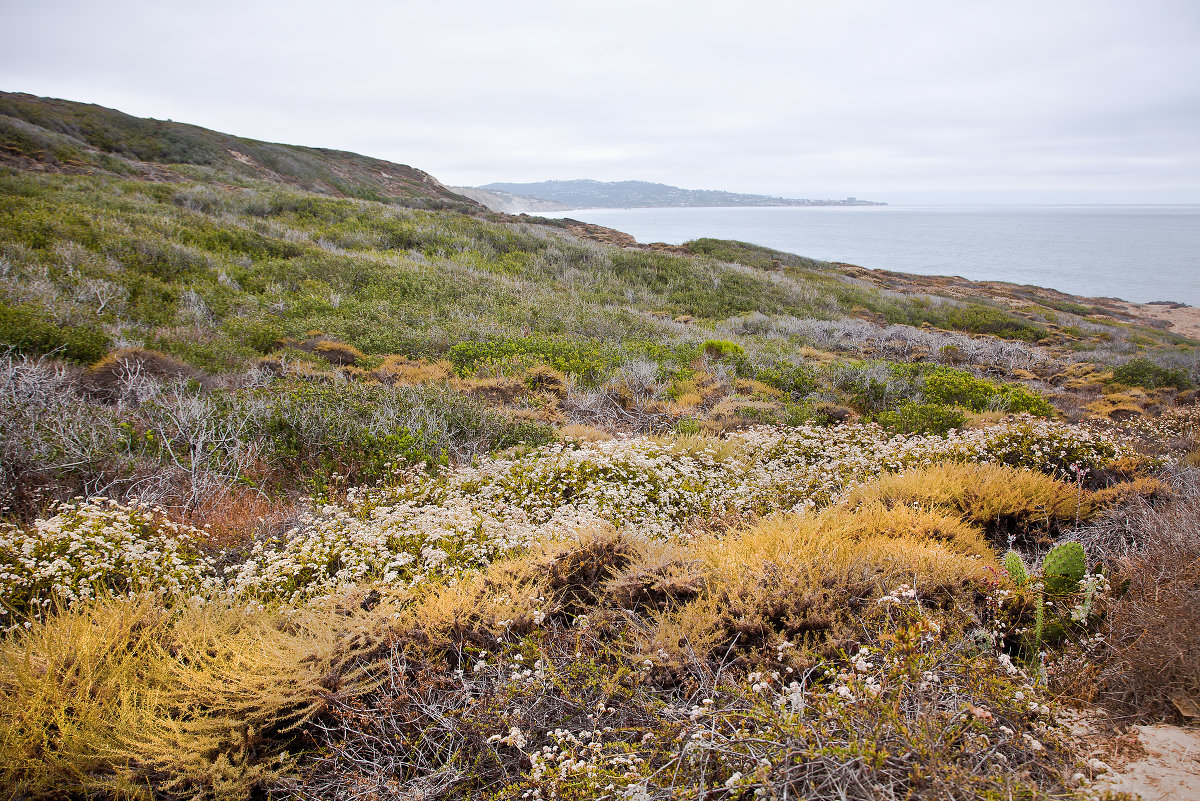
[540,205,1200,308]
[553,218,1199,332]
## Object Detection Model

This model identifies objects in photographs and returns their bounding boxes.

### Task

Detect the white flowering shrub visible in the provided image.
[224,495,605,604]
[1,416,1134,608]
[943,417,1130,477]
[229,416,1131,603]
[0,499,216,623]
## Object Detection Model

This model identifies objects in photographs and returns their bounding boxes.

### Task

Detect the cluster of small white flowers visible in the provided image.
[0,498,217,625]
[878,583,919,608]
[486,725,528,749]
[1070,572,1111,623]
[937,417,1132,477]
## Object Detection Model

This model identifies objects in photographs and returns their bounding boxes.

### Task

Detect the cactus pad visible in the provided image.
[1042,541,1086,594]
[1003,550,1030,588]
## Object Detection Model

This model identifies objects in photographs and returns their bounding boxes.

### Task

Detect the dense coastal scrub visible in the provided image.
[4,405,1197,799]
[3,94,1200,799]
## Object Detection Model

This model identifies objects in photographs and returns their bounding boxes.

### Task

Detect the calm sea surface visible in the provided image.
[545,206,1200,307]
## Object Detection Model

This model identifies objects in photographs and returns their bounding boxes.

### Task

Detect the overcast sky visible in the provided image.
[2,0,1198,203]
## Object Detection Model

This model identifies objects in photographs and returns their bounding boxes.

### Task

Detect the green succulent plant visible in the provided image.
[1041,541,1086,594]
[1003,549,1030,588]
[1005,541,1098,672]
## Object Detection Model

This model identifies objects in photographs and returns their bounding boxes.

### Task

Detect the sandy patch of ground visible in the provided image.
[1115,301,1200,340]
[1094,724,1200,800]
[1141,305,1200,340]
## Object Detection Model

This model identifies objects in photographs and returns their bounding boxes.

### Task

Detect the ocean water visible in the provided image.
[545,205,1200,307]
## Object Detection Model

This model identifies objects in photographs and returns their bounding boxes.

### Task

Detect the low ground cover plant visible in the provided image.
[0,375,1184,799]
[1,415,1129,613]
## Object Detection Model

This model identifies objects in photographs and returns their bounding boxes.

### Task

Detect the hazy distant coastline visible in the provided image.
[549,204,1200,308]
[460,179,885,212]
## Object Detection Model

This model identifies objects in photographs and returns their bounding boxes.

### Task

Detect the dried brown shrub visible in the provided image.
[809,401,858,425]
[180,485,300,552]
[84,347,194,400]
[312,340,364,366]
[458,376,527,404]
[523,363,569,399]
[1072,467,1200,721]
[537,528,639,615]
[606,540,704,612]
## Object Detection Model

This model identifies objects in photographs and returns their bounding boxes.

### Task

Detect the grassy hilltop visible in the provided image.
[1,92,1199,800]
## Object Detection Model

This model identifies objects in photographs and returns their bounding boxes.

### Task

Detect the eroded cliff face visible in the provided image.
[450,186,570,214]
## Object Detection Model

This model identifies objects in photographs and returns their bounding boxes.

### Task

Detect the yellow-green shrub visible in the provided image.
[0,595,379,799]
[842,462,1092,546]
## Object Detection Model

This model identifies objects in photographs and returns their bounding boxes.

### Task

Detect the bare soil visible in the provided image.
[1095,724,1200,800]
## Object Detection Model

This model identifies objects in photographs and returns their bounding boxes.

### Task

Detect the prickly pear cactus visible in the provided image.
[1041,541,1086,594]
[1003,550,1030,588]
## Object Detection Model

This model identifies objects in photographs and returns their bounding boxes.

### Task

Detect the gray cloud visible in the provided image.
[2,0,1198,202]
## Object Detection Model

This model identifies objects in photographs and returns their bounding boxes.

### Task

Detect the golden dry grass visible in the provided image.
[1090,476,1174,509]
[699,504,997,591]
[667,391,703,411]
[649,431,750,463]
[734,377,784,398]
[842,462,1092,545]
[0,595,382,799]
[1085,396,1145,420]
[373,354,454,385]
[668,505,998,666]
[558,422,614,443]
[963,410,1009,428]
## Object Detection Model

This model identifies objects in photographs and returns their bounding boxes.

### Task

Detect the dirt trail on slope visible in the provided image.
[1095,724,1200,800]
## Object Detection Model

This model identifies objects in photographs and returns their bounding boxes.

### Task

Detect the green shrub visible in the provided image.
[922,369,996,410]
[875,403,966,436]
[825,361,923,414]
[884,300,1047,342]
[923,367,1053,416]
[1111,358,1191,390]
[756,361,816,396]
[235,381,554,490]
[684,237,831,272]
[0,303,110,363]
[701,339,745,360]
[449,337,617,385]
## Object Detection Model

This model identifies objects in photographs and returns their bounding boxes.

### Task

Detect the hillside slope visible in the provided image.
[0,91,483,211]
